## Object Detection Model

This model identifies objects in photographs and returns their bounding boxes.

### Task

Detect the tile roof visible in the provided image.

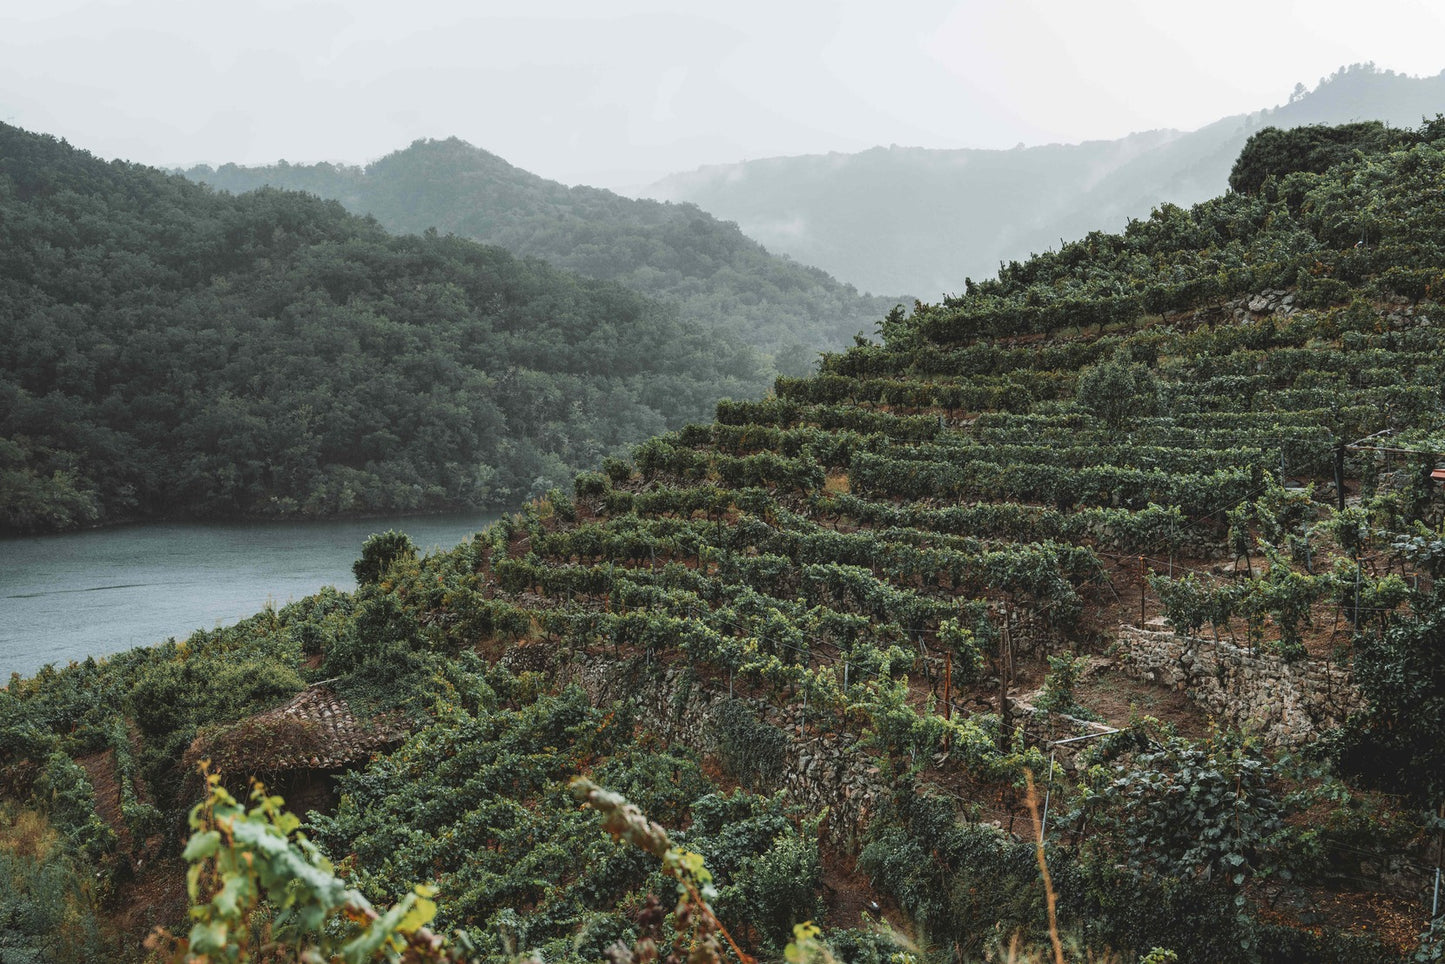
[188,685,409,775]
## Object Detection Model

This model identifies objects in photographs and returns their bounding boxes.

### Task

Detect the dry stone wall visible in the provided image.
[555,653,887,848]
[1114,625,1363,745]
[542,645,1429,903]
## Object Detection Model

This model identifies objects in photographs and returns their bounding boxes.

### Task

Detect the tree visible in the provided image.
[1335,590,1445,806]
[352,530,417,586]
[1228,122,1403,195]
[1074,355,1159,428]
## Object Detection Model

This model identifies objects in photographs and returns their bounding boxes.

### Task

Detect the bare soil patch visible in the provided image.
[1071,666,1211,737]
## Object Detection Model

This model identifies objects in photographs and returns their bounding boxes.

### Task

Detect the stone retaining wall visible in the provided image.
[554,654,889,848]
[1114,625,1363,745]
[543,645,1429,904]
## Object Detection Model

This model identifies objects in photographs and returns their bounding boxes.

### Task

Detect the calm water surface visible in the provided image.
[1,512,500,679]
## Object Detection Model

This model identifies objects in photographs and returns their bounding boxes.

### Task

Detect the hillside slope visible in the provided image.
[650,63,1445,295]
[5,122,1445,962]
[184,139,903,369]
[0,124,770,532]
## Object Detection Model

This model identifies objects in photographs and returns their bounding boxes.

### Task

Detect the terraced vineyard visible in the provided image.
[6,122,1445,962]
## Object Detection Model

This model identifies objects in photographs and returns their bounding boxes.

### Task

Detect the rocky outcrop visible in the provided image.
[1231,289,1300,320]
[1226,289,1431,328]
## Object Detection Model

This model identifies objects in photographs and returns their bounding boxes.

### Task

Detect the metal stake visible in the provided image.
[1431,865,1440,935]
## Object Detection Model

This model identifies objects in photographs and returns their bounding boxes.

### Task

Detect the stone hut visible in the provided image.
[185,685,408,815]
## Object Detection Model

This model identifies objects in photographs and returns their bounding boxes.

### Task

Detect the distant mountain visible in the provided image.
[647,63,1445,296]
[0,123,769,532]
[184,141,903,372]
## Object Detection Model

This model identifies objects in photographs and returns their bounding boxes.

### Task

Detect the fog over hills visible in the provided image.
[185,141,904,371]
[647,64,1445,296]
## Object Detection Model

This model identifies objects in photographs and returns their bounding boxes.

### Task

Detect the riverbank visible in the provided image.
[2,510,501,680]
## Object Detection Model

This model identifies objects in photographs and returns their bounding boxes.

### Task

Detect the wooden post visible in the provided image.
[1355,565,1362,632]
[1335,443,1347,512]
[1140,555,1147,628]
[943,650,953,722]
[1431,800,1444,938]
[998,606,1012,749]
[942,649,953,751]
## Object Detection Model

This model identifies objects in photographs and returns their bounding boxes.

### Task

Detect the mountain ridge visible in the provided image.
[184,139,904,370]
[647,63,1445,294]
[0,122,771,531]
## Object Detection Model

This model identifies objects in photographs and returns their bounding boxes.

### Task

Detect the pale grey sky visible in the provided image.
[3,0,1443,190]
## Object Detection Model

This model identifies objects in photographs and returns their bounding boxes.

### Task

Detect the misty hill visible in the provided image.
[184,140,903,371]
[0,123,769,532]
[7,121,1445,962]
[649,63,1445,295]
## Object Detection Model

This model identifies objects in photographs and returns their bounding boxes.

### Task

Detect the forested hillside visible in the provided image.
[6,121,1445,962]
[650,63,1445,295]
[184,138,902,370]
[0,124,769,533]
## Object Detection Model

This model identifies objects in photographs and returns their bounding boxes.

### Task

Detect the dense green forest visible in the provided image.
[183,137,901,370]
[0,123,770,533]
[651,64,1445,295]
[7,120,1445,962]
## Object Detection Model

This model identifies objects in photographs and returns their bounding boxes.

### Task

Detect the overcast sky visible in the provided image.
[3,0,1443,191]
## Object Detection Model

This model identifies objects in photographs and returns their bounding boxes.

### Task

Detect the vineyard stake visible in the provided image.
[1139,555,1147,628]
[943,650,953,722]
[1335,442,1347,512]
[1430,800,1444,937]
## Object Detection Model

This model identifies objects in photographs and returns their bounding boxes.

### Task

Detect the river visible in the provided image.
[0,512,501,680]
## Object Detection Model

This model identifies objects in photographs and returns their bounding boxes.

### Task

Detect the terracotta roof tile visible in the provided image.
[187,685,409,776]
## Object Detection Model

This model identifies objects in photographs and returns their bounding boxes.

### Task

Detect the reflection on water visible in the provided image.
[1,512,500,680]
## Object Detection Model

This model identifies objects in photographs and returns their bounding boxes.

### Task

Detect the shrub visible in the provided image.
[352,529,418,586]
